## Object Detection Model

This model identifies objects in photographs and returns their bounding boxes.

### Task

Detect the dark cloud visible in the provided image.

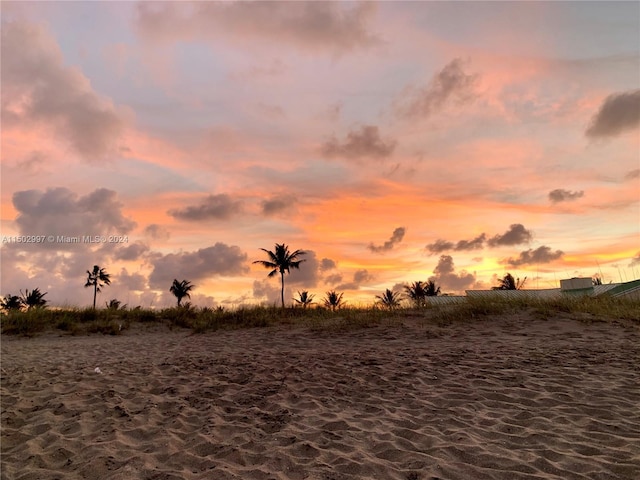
[113,242,150,261]
[548,189,585,203]
[168,194,242,221]
[502,246,564,267]
[148,243,249,288]
[261,195,296,216]
[425,239,454,254]
[455,234,486,251]
[320,258,337,271]
[426,234,486,254]
[1,21,125,160]
[629,252,640,268]
[397,58,478,119]
[286,250,320,288]
[487,224,532,247]
[135,2,379,54]
[585,89,640,138]
[337,269,374,291]
[322,125,397,161]
[430,255,477,292]
[354,269,373,284]
[369,227,406,253]
[12,187,135,250]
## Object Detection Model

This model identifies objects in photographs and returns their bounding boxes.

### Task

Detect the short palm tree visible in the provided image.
[106,299,127,310]
[375,288,402,309]
[493,273,526,290]
[293,290,315,308]
[1,294,23,312]
[169,279,195,307]
[404,281,427,307]
[424,280,441,297]
[85,265,111,309]
[253,243,306,308]
[323,290,344,311]
[20,288,48,309]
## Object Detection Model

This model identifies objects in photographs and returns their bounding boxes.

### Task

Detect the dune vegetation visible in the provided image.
[1,294,638,337]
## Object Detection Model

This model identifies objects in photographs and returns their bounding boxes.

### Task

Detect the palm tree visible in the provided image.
[85,265,111,309]
[1,294,23,312]
[293,290,315,308]
[106,299,127,310]
[253,243,306,308]
[404,281,427,307]
[20,288,48,309]
[375,288,402,309]
[425,280,441,297]
[323,290,344,311]
[493,273,526,290]
[169,279,195,307]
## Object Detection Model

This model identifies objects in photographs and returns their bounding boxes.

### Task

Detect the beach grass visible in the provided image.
[1,295,638,337]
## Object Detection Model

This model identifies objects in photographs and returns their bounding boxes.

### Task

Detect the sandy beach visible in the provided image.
[2,314,639,480]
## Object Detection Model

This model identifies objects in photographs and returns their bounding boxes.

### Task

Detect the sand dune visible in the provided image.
[2,315,639,479]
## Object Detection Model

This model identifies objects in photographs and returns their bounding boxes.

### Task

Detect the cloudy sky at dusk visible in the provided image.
[1,1,639,308]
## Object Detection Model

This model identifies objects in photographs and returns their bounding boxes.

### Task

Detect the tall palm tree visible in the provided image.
[424,280,441,297]
[170,279,195,307]
[323,290,344,311]
[253,243,306,308]
[1,294,23,312]
[20,288,48,309]
[85,265,111,309]
[293,290,315,308]
[404,281,427,307]
[375,288,402,309]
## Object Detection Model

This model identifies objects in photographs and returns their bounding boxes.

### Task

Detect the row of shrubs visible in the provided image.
[1,295,638,337]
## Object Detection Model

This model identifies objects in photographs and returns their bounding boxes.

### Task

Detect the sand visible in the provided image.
[2,314,639,480]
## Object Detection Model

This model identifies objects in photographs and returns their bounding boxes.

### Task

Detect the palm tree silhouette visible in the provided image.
[493,273,526,290]
[293,290,315,308]
[106,299,127,310]
[1,294,23,312]
[85,265,111,309]
[424,280,441,297]
[375,288,402,309]
[20,288,48,309]
[323,290,344,311]
[253,243,306,308]
[404,281,427,307]
[170,279,195,307]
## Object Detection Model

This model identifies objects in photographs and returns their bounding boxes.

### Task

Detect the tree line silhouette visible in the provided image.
[1,242,528,312]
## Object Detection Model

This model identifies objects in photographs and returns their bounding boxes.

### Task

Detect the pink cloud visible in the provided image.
[1,20,128,161]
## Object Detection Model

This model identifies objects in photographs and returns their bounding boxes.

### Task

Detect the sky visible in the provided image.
[1,1,639,309]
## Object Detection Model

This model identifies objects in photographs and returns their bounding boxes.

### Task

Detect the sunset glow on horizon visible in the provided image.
[1,1,639,308]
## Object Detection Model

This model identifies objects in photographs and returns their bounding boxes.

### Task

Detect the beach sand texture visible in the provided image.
[2,315,639,480]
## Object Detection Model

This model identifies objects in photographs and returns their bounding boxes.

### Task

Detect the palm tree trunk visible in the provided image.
[280,271,285,308]
[93,282,97,309]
